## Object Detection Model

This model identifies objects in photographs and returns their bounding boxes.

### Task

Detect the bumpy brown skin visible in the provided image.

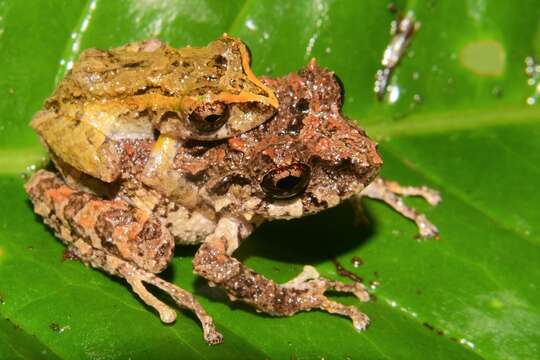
[164,60,382,217]
[25,171,223,344]
[26,60,440,344]
[190,61,378,326]
[25,170,174,273]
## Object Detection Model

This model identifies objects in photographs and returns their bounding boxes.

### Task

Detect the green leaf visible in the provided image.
[1,0,538,359]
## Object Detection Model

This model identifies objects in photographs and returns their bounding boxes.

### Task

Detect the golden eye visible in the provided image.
[261,163,311,199]
[189,102,229,132]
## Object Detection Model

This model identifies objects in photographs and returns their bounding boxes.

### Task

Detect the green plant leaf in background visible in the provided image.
[1,0,539,359]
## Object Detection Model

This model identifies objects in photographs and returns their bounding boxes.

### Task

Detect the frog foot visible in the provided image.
[358,177,441,239]
[70,239,224,345]
[283,265,370,331]
[194,237,370,332]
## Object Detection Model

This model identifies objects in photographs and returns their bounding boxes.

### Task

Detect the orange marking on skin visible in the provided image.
[262,147,275,158]
[215,148,225,161]
[113,226,128,241]
[316,138,331,153]
[128,223,142,241]
[113,226,132,258]
[125,142,135,156]
[288,73,303,94]
[182,161,207,175]
[134,209,150,224]
[46,186,74,202]
[77,200,106,229]
[234,36,279,108]
[228,138,246,153]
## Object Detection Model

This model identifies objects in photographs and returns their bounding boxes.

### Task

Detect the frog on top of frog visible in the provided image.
[26,36,440,344]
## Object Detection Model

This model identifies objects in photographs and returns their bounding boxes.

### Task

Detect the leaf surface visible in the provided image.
[0,1,539,359]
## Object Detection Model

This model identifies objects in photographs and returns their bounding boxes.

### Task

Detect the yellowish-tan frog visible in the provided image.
[32,35,278,183]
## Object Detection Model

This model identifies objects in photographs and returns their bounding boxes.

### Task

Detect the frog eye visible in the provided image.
[189,102,229,132]
[261,163,311,200]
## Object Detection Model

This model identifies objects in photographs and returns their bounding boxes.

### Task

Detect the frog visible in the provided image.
[31,35,278,183]
[25,58,440,345]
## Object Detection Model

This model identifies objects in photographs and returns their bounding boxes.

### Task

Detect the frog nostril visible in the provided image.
[287,98,310,135]
[295,98,310,113]
[213,55,228,69]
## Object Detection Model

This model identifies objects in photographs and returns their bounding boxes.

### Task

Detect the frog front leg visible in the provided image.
[356,177,441,238]
[25,170,223,344]
[193,218,370,331]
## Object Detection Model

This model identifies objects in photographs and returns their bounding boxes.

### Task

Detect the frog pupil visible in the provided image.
[189,103,229,132]
[205,114,222,123]
[261,163,311,199]
[276,176,300,191]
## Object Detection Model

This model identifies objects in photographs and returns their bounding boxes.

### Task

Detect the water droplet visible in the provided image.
[388,85,400,104]
[412,72,420,80]
[351,256,363,268]
[325,47,331,54]
[305,33,319,58]
[524,56,540,105]
[262,32,269,40]
[369,280,380,290]
[413,94,422,103]
[245,18,257,31]
[459,338,476,349]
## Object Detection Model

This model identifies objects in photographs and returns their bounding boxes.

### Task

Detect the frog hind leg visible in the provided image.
[356,177,441,239]
[68,239,223,344]
[193,218,370,331]
[25,170,223,344]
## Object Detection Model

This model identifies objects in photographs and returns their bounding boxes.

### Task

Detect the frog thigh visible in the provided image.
[25,170,174,273]
[25,170,222,344]
[31,110,121,182]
